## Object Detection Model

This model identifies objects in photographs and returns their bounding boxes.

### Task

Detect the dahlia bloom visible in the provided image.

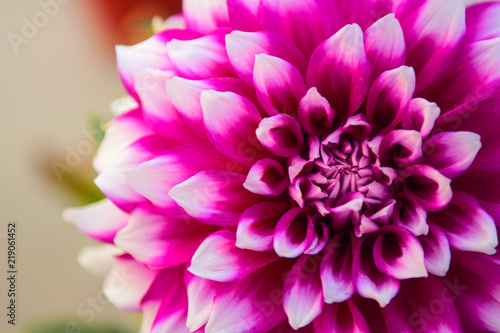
[65,0,500,332]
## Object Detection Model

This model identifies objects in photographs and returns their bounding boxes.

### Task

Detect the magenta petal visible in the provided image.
[126,143,233,215]
[422,131,481,179]
[169,170,261,226]
[227,0,261,31]
[392,196,428,236]
[189,230,278,282]
[364,14,406,81]
[465,2,500,42]
[226,30,308,85]
[366,66,416,132]
[297,87,336,136]
[103,255,157,312]
[353,235,400,307]
[114,206,216,269]
[399,164,452,212]
[253,54,307,116]
[379,129,422,168]
[307,24,371,120]
[342,113,372,140]
[202,90,272,166]
[185,271,220,331]
[274,208,316,258]
[313,301,369,333]
[258,0,345,57]
[373,225,428,279]
[167,31,235,80]
[182,0,230,33]
[205,262,289,333]
[320,231,355,303]
[256,114,305,157]
[418,222,451,276]
[236,202,289,252]
[63,199,128,243]
[402,97,440,140]
[382,276,462,333]
[244,159,288,196]
[401,0,465,91]
[283,255,324,329]
[336,0,394,30]
[429,191,498,255]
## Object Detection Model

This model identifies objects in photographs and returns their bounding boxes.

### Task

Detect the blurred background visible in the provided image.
[0,0,486,332]
[0,0,180,332]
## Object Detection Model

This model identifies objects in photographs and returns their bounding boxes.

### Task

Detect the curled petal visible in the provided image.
[183,0,230,33]
[364,14,406,81]
[392,196,428,236]
[313,301,369,333]
[244,159,288,196]
[167,31,235,80]
[353,235,400,307]
[342,113,371,140]
[202,90,270,165]
[283,255,324,329]
[366,66,416,132]
[298,87,336,136]
[429,191,498,255]
[256,114,305,157]
[306,24,371,120]
[320,231,356,304]
[236,202,289,252]
[402,97,440,140]
[189,230,278,282]
[63,199,128,243]
[254,54,307,116]
[379,129,422,168]
[169,170,261,226]
[399,165,453,212]
[274,208,316,258]
[327,192,364,231]
[226,30,308,85]
[422,131,481,179]
[373,225,428,280]
[418,222,451,276]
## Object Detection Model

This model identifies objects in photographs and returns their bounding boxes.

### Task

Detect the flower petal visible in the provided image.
[274,208,317,258]
[253,54,307,116]
[392,196,428,236]
[185,271,220,331]
[402,97,440,140]
[422,131,481,179]
[306,24,371,120]
[227,0,261,31]
[379,129,422,168]
[298,87,336,136]
[429,191,498,255]
[236,202,289,252]
[169,170,262,226]
[244,159,288,196]
[283,255,324,329]
[313,301,369,333]
[418,222,451,276]
[256,114,305,157]
[182,0,230,33]
[465,2,500,43]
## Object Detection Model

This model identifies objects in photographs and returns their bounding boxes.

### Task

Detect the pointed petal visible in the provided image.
[183,0,230,33]
[353,235,400,307]
[366,66,416,132]
[77,245,123,277]
[114,206,216,269]
[236,202,289,251]
[256,114,305,157]
[399,164,453,211]
[313,301,369,333]
[297,87,336,136]
[392,196,428,236]
[274,208,316,258]
[167,31,235,80]
[402,97,440,140]
[202,90,271,165]
[226,31,308,85]
[429,191,498,255]
[422,131,481,179]
[63,199,128,243]
[258,0,345,56]
[373,225,428,279]
[418,222,451,276]
[244,159,288,196]
[283,255,324,329]
[169,170,262,226]
[364,14,406,81]
[185,271,220,331]
[320,231,356,303]
[253,54,307,116]
[307,24,371,120]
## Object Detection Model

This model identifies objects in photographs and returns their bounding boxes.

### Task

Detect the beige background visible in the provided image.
[0,0,491,332]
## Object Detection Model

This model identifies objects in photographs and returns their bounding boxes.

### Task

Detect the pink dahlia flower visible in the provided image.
[65,0,500,332]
